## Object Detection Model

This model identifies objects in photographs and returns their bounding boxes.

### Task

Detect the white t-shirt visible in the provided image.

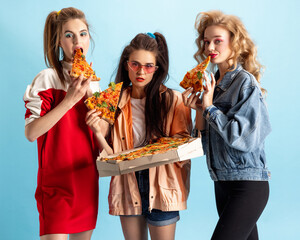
[131,97,146,148]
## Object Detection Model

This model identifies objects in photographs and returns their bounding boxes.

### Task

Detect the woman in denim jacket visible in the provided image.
[182,10,271,240]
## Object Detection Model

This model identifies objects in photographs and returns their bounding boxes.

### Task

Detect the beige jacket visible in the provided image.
[108,86,192,215]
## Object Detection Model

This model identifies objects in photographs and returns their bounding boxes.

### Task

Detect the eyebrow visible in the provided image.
[130,60,155,65]
[204,35,224,39]
[64,29,88,34]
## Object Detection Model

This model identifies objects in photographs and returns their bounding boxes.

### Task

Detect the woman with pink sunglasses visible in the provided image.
[86,32,192,240]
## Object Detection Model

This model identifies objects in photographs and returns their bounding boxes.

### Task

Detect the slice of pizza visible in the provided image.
[180,56,210,92]
[84,82,123,124]
[70,48,100,81]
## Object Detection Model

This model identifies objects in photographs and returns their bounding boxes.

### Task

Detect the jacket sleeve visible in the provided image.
[168,92,192,168]
[169,101,192,137]
[204,82,271,152]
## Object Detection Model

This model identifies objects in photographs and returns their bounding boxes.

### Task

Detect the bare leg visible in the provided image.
[40,230,93,240]
[69,230,93,240]
[40,234,67,240]
[120,216,148,240]
[148,223,176,240]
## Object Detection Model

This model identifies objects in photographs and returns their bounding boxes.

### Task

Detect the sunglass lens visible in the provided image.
[128,61,157,73]
[128,62,139,71]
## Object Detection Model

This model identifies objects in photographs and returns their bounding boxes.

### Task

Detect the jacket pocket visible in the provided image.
[223,144,244,169]
[157,164,188,190]
[158,172,177,190]
[212,136,244,170]
[157,163,190,203]
[108,174,142,212]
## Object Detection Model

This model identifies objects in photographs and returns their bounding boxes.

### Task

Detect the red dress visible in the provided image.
[24,62,99,236]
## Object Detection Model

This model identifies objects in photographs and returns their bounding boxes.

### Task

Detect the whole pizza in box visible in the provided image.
[97,137,204,177]
[101,137,191,162]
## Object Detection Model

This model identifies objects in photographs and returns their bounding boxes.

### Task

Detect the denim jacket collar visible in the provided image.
[216,64,243,91]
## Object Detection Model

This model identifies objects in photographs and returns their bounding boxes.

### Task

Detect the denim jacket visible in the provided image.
[197,64,271,181]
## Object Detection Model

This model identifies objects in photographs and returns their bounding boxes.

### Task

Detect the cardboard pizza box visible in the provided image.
[96,137,204,177]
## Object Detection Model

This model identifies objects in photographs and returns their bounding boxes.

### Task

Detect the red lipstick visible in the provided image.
[136,77,145,82]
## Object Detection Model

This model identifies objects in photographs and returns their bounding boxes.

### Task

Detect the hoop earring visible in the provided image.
[59,46,64,61]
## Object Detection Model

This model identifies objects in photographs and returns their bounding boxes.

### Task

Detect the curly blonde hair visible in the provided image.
[194,10,265,92]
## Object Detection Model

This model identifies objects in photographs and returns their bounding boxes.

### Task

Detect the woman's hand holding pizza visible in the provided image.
[182,72,216,112]
[182,88,202,112]
[86,109,113,154]
[85,109,104,134]
[201,72,216,111]
[64,74,92,108]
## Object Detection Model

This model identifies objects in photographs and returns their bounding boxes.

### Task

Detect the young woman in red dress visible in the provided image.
[24,7,103,240]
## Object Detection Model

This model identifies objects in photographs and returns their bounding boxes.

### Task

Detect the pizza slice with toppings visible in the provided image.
[180,56,210,92]
[70,48,100,81]
[84,82,123,124]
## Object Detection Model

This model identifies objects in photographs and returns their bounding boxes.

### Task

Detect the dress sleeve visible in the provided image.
[23,69,57,126]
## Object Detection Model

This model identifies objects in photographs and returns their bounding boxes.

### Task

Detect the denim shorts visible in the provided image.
[123,169,180,227]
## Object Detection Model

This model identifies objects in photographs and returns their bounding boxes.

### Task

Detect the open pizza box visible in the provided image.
[96,137,204,177]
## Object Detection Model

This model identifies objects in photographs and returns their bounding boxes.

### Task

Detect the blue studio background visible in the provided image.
[1,0,299,239]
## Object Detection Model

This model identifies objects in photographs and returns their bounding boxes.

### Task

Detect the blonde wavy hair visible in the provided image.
[194,10,265,93]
